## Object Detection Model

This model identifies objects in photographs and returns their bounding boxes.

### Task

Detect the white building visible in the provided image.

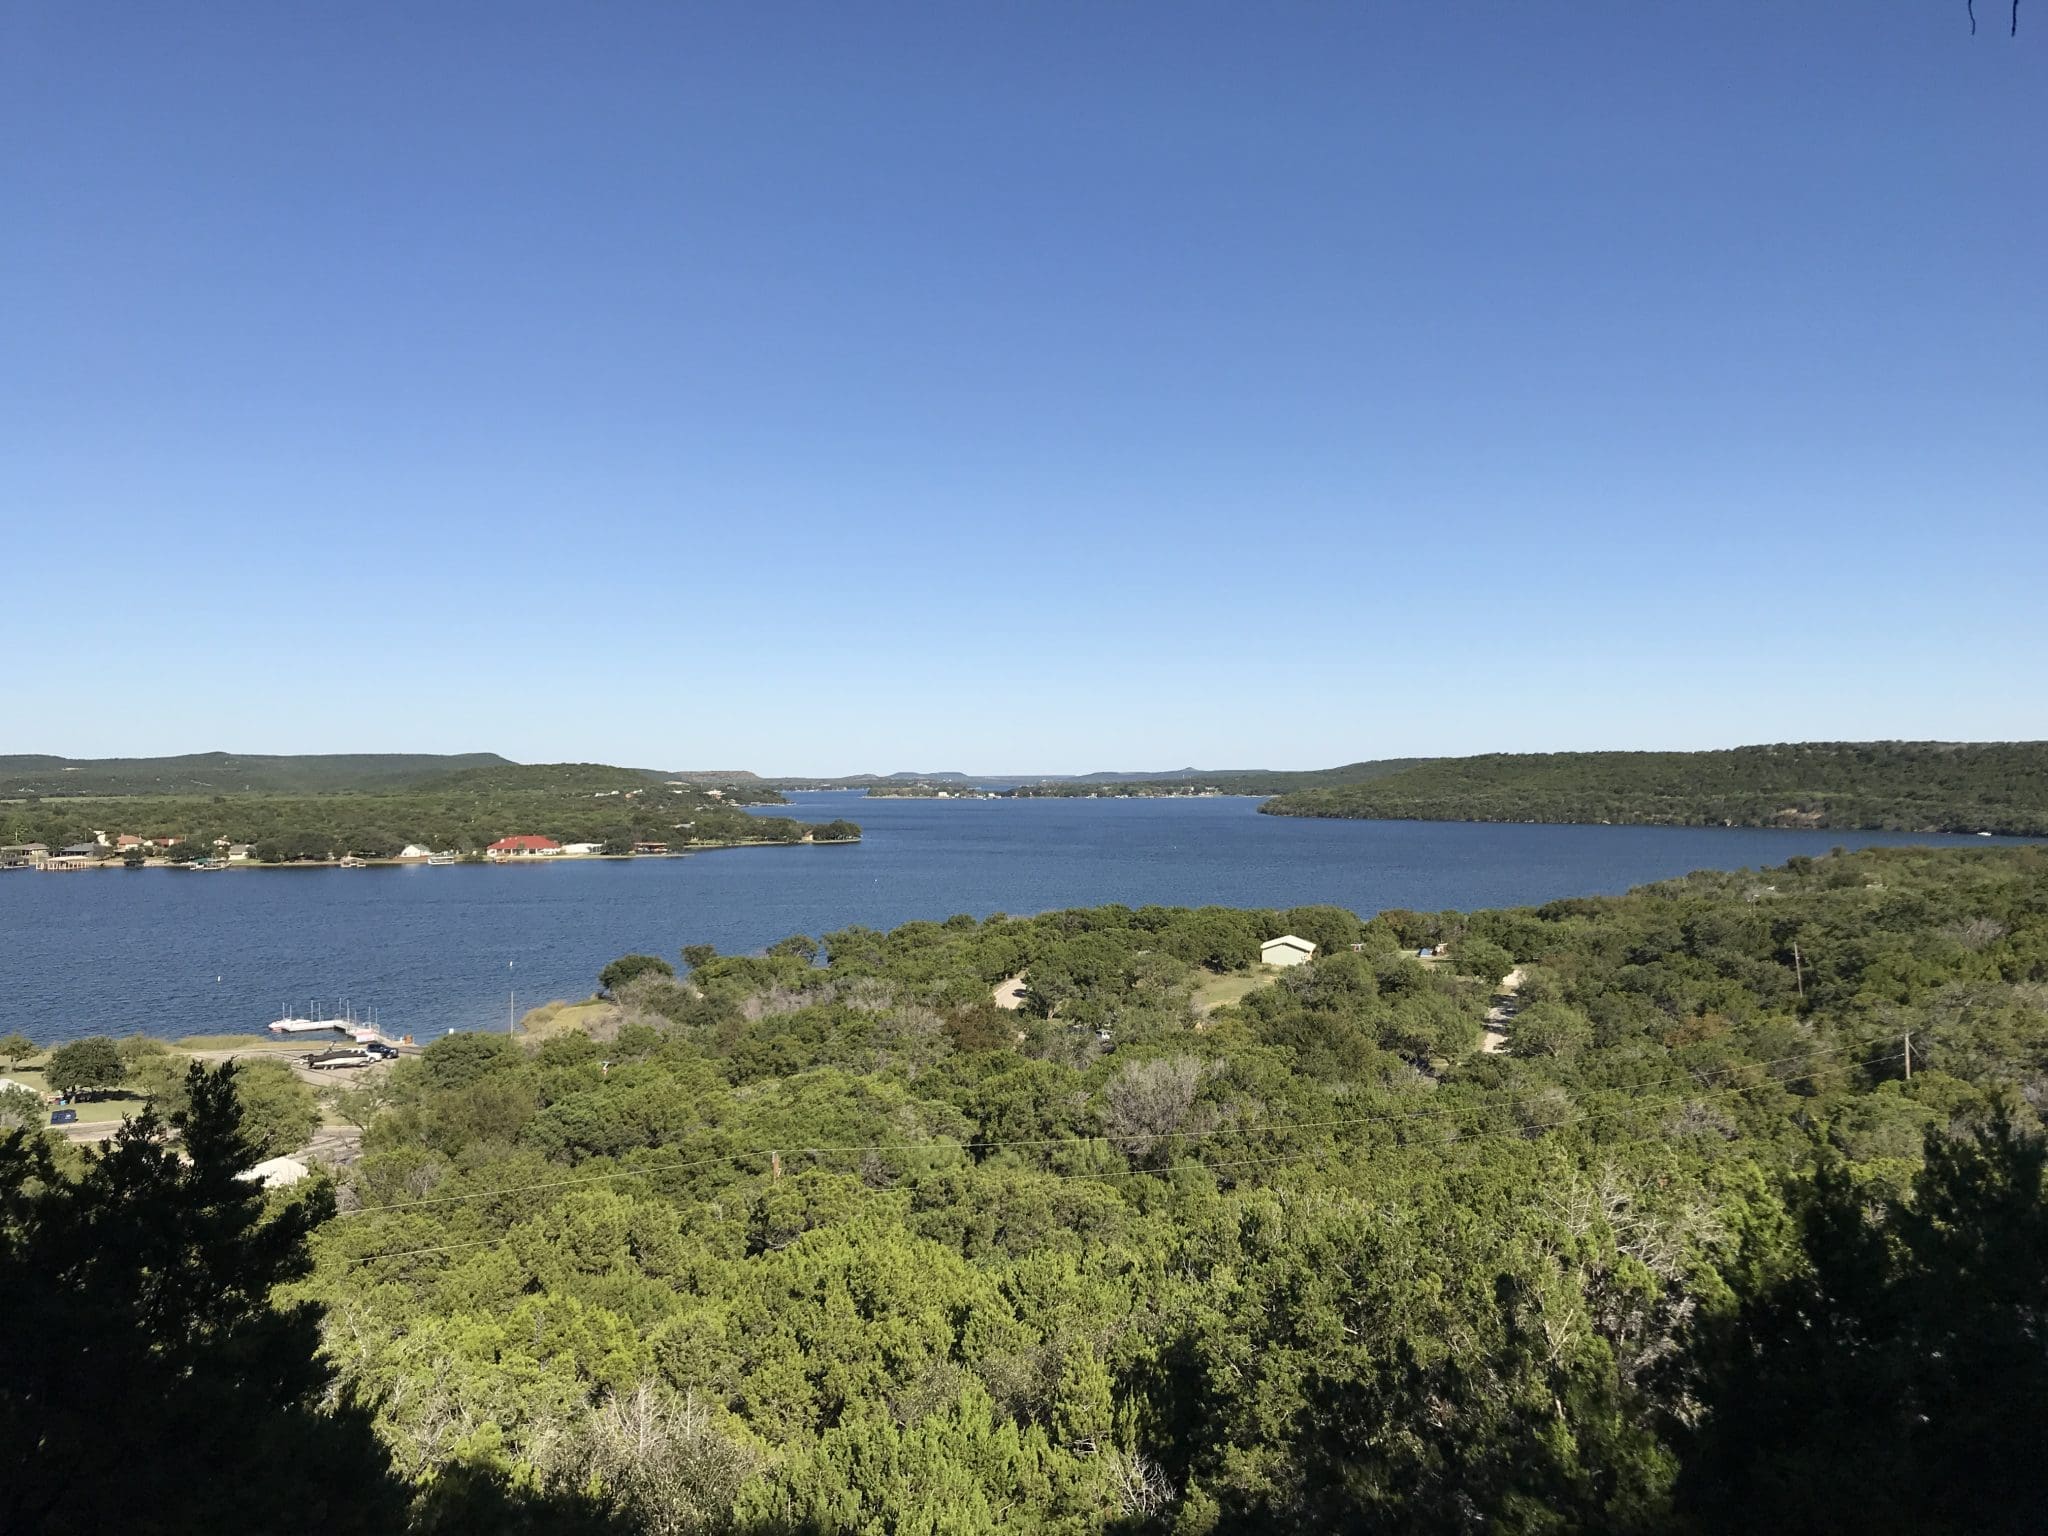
[398,845,434,860]
[562,842,604,856]
[1260,934,1318,968]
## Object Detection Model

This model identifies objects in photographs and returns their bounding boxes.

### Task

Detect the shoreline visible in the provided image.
[6,834,862,873]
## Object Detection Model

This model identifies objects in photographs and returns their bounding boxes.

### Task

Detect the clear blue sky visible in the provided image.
[4,3,2041,774]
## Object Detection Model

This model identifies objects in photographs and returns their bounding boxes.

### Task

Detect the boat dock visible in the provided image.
[267,1011,418,1049]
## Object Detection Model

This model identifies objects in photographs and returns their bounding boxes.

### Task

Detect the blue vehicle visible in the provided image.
[50,1108,77,1126]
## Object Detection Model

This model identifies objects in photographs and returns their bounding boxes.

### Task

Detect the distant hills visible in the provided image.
[1,753,766,799]
[769,745,2048,834]
[1260,741,2048,837]
[15,744,2045,836]
[0,752,513,797]
[769,761,1430,793]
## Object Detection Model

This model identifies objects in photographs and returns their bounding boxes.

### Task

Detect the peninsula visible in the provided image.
[0,756,857,866]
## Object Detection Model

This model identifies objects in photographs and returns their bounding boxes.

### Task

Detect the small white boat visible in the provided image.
[427,853,456,865]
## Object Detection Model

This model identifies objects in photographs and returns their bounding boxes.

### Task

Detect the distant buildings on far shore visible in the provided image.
[5,833,679,871]
[485,835,563,860]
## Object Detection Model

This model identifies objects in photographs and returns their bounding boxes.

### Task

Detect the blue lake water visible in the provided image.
[0,792,2026,1046]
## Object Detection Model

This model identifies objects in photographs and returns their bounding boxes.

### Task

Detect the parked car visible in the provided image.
[50,1108,77,1126]
[362,1041,399,1060]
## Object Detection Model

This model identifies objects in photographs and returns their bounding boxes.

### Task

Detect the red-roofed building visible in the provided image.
[485,835,562,860]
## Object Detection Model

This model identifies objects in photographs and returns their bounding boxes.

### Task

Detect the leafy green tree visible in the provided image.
[0,1085,41,1131]
[233,1058,320,1157]
[1454,936,1514,985]
[1172,909,1259,972]
[598,954,675,995]
[1508,1001,1594,1058]
[681,944,718,971]
[1277,904,1366,957]
[0,1034,34,1071]
[416,1031,522,1092]
[45,1036,125,1099]
[127,1048,195,1113]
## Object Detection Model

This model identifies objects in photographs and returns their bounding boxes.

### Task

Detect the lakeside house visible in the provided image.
[634,840,670,855]
[485,835,562,861]
[398,844,434,860]
[1261,934,1318,968]
[0,844,50,870]
[562,841,604,856]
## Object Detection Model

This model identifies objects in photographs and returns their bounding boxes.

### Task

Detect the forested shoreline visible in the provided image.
[1261,741,2048,835]
[0,763,858,863]
[9,844,2043,1531]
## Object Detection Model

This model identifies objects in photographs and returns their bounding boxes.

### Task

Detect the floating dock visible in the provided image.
[267,1017,342,1035]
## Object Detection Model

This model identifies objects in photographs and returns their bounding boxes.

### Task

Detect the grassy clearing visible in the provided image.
[517,998,619,1040]
[314,1090,366,1129]
[4,1064,150,1122]
[1192,971,1273,1015]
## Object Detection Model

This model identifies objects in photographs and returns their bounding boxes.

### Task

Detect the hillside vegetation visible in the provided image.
[1261,741,2048,835]
[1015,758,1431,797]
[0,750,513,797]
[0,763,857,861]
[774,762,1433,795]
[41,843,2020,1531]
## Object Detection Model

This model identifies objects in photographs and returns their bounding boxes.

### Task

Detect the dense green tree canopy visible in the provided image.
[8,846,2046,1532]
[1263,741,2048,835]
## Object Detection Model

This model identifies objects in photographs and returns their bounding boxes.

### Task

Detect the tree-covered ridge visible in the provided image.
[236,845,2048,1532]
[771,763,1431,796]
[0,764,856,863]
[1261,740,2048,835]
[0,750,514,797]
[1010,758,1432,797]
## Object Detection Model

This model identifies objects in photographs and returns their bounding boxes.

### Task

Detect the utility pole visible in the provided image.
[1791,941,1805,1001]
[1904,1031,1912,1082]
